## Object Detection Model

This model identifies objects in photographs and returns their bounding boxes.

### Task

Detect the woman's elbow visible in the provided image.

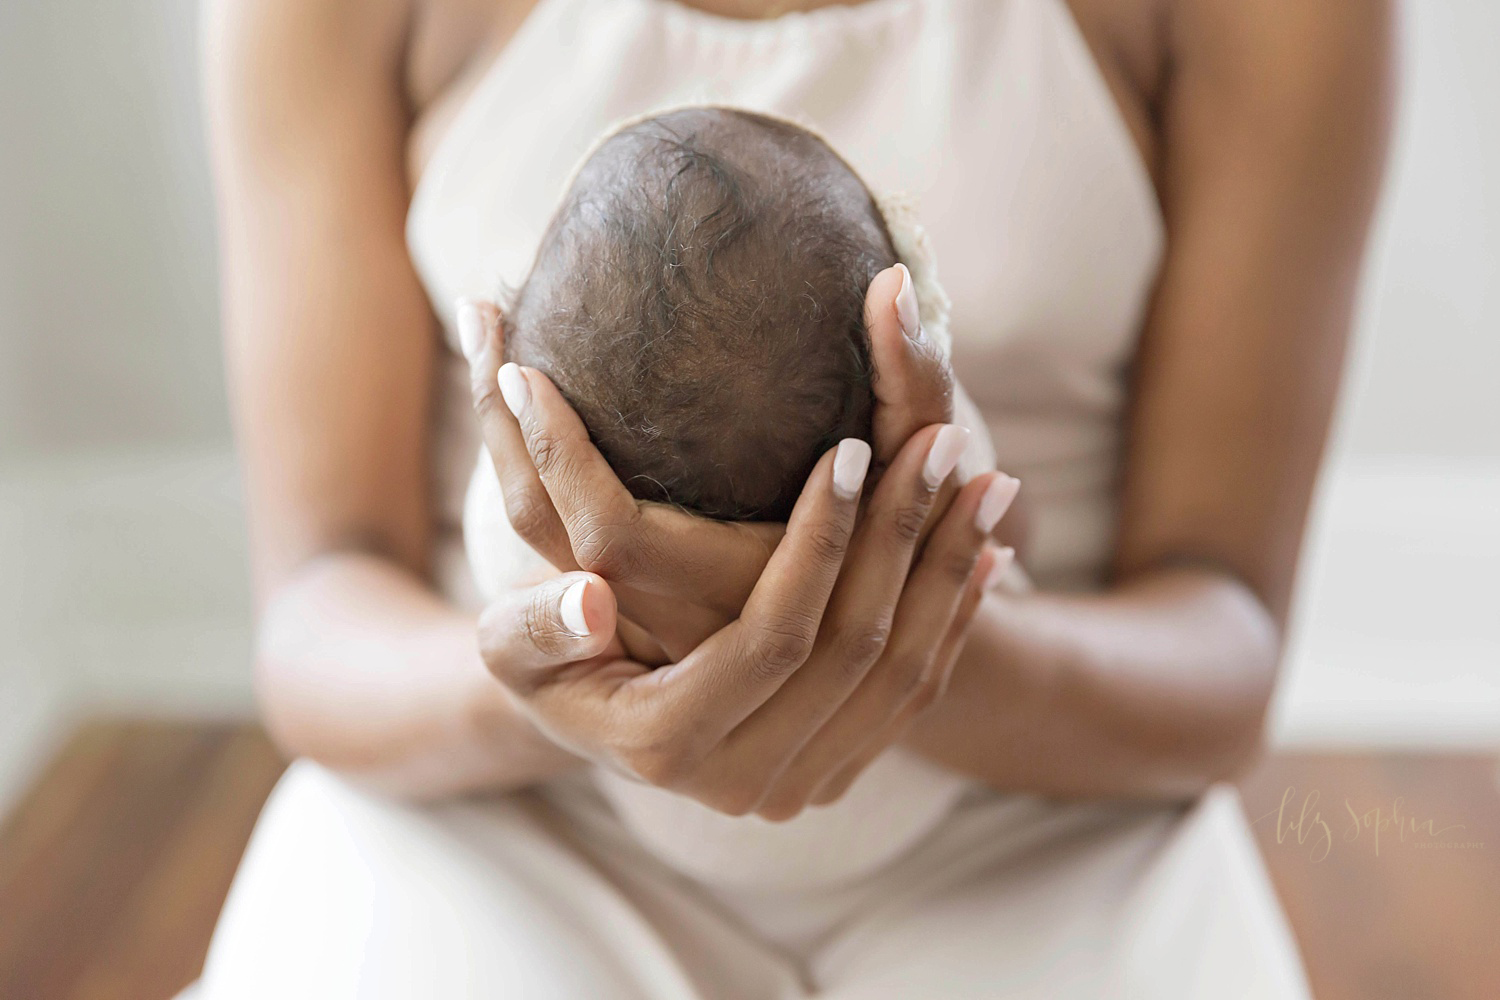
[249,579,376,774]
[1172,645,1281,796]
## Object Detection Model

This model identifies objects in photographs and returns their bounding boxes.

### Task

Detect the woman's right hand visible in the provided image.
[475,411,1011,820]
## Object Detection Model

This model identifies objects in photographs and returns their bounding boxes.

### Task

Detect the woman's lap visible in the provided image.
[200,764,1308,999]
[199,763,752,1000]
[812,786,1309,998]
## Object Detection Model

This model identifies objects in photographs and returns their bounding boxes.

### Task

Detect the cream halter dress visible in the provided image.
[198,1,1312,995]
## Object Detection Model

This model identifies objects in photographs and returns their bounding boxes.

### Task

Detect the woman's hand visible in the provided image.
[458,263,977,658]
[475,393,1015,819]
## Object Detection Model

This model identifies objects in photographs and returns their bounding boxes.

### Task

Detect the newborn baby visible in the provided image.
[464,106,981,893]
[502,106,895,521]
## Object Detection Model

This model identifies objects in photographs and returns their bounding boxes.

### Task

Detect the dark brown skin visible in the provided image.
[205,0,1395,807]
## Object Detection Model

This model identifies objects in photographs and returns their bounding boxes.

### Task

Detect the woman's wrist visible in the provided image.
[905,591,1046,737]
[462,657,583,785]
[256,553,585,798]
[901,570,1277,799]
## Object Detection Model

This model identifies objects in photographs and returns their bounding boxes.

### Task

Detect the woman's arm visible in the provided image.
[204,0,571,795]
[901,0,1397,799]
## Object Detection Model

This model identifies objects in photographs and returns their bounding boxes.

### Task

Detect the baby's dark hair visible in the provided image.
[505,107,896,520]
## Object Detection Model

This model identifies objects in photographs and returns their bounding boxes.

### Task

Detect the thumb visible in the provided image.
[478,572,620,695]
[865,263,955,469]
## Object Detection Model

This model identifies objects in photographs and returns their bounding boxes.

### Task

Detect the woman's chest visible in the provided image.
[403,0,1164,188]
[414,1,1162,392]
[414,0,1167,591]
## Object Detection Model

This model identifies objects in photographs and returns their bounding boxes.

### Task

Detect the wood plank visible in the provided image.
[69,728,287,1000]
[0,720,284,1000]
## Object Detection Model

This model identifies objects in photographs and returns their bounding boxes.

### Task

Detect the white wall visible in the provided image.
[0,0,246,809]
[1271,0,1500,747]
[1337,0,1500,462]
[1,0,1498,808]
[0,0,225,462]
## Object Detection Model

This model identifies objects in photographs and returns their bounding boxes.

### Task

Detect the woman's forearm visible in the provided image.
[254,552,579,798]
[906,566,1281,800]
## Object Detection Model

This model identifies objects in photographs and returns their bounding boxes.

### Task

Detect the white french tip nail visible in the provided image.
[456,299,484,362]
[894,263,923,342]
[497,363,530,419]
[923,425,970,488]
[832,438,872,500]
[560,578,592,637]
[985,548,1016,591]
[975,475,1021,534]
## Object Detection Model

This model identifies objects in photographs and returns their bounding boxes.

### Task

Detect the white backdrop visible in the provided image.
[1271,0,1500,745]
[2,0,1497,807]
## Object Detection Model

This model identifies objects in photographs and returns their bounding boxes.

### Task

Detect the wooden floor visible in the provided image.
[1240,753,1500,1000]
[0,722,285,1000]
[1,720,1497,1000]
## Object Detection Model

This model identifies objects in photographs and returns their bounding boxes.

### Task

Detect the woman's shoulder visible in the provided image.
[204,0,540,188]
[203,0,415,154]
[1161,0,1396,156]
[203,0,536,119]
[1060,0,1394,189]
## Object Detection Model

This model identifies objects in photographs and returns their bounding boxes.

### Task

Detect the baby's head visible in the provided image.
[504,108,896,521]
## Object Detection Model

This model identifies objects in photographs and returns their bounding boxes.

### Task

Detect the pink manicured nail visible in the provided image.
[560,578,592,637]
[832,439,872,500]
[985,548,1016,590]
[498,363,530,419]
[456,298,484,361]
[894,263,923,342]
[975,475,1021,534]
[923,425,970,488]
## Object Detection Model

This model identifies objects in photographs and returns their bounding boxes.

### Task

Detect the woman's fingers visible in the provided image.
[929,544,1016,698]
[477,573,687,769]
[869,472,1016,698]
[487,360,783,626]
[462,300,824,656]
[864,264,955,471]
[753,472,1013,820]
[624,508,784,611]
[476,572,623,697]
[490,363,655,577]
[810,544,1012,807]
[458,299,577,569]
[723,422,961,760]
[864,266,976,553]
[632,440,869,737]
[480,456,1015,817]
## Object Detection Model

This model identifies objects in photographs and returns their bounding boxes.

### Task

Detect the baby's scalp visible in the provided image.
[504,107,896,521]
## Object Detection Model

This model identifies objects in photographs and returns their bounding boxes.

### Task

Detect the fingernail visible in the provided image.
[985,548,1016,591]
[975,474,1021,534]
[832,438,872,500]
[560,578,592,637]
[894,263,923,342]
[456,298,484,362]
[922,425,969,488]
[498,363,530,419]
